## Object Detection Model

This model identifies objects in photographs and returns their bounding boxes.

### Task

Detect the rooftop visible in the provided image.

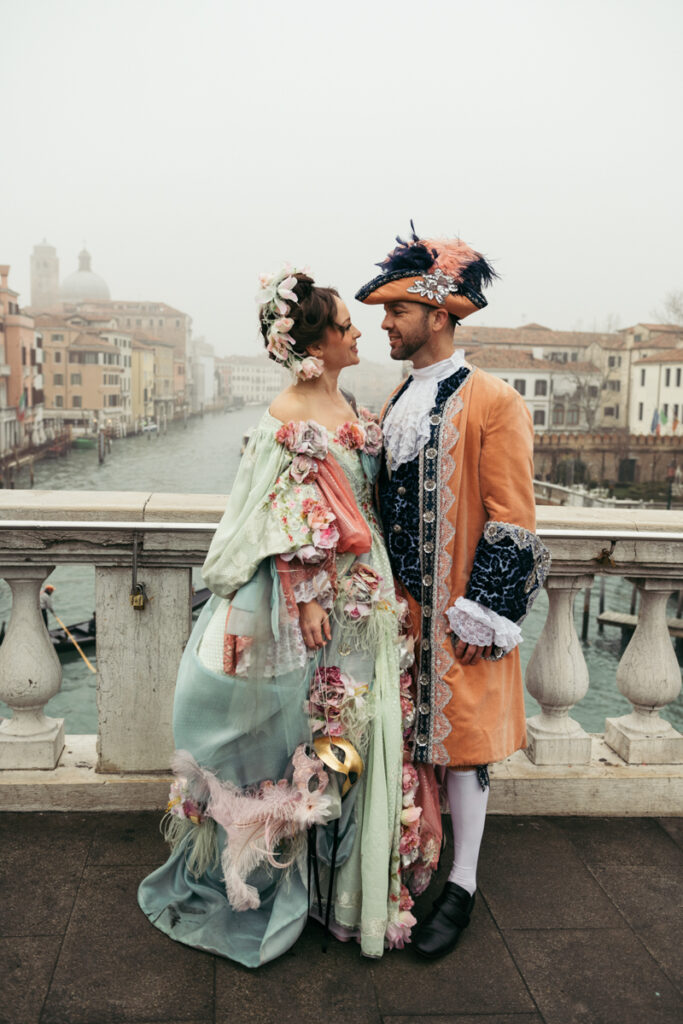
[468,346,600,374]
[5,810,680,1024]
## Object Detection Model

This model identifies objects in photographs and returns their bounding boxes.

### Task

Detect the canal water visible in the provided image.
[1,404,681,735]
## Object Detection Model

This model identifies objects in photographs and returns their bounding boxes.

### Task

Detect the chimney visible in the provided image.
[0,265,9,290]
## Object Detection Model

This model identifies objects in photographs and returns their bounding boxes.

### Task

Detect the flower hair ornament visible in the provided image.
[257,264,324,381]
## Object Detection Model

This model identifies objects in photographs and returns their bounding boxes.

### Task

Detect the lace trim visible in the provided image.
[292,570,334,610]
[382,352,465,471]
[446,597,522,655]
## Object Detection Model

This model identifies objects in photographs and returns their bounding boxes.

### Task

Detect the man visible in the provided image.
[40,583,56,629]
[356,226,550,959]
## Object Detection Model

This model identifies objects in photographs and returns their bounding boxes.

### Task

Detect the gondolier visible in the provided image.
[40,584,56,628]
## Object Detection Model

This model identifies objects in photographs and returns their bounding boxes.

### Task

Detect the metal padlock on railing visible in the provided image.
[130,583,147,609]
[130,533,147,610]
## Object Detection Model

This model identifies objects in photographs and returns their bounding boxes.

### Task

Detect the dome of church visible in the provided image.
[59,249,111,301]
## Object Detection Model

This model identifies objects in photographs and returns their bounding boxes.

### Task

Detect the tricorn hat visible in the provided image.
[355,222,497,321]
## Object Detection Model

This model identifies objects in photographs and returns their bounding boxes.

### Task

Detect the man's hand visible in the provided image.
[298,598,331,650]
[452,637,493,665]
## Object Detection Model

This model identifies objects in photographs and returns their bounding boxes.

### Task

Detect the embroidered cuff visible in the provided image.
[446,597,523,655]
[466,520,551,622]
[293,570,334,611]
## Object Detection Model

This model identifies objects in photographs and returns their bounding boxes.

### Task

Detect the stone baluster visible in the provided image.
[605,579,683,763]
[0,565,64,769]
[525,574,594,764]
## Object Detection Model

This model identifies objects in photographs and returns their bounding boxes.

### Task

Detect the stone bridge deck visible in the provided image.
[3,812,681,1024]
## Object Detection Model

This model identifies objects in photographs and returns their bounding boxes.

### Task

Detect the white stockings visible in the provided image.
[446,768,489,895]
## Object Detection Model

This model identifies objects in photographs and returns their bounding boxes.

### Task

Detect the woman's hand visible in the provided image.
[298,599,331,650]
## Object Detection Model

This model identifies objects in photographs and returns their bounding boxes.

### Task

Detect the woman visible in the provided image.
[138,267,439,968]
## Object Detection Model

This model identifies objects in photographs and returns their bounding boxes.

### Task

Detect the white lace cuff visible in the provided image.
[293,570,334,611]
[446,597,523,655]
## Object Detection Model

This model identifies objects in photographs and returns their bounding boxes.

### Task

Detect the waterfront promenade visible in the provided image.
[3,810,681,1024]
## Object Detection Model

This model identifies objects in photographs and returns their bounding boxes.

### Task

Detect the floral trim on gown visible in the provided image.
[137,408,439,967]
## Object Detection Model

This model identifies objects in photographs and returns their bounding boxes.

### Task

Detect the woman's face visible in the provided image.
[319,297,361,370]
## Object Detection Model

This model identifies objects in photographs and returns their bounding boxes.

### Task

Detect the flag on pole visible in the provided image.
[660,408,669,427]
[650,408,659,433]
[674,416,680,433]
[17,391,26,423]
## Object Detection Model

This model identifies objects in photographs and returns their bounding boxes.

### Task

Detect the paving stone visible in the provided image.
[592,864,683,988]
[370,897,534,1017]
[552,815,683,867]
[215,918,380,1024]
[0,812,95,936]
[382,1017,544,1024]
[505,928,682,1024]
[40,865,214,1024]
[478,816,624,929]
[657,817,683,849]
[88,810,167,866]
[0,936,61,1024]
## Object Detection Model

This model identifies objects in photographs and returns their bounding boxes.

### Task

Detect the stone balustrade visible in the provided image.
[0,491,681,814]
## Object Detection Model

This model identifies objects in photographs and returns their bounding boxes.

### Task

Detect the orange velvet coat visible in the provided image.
[383,366,537,767]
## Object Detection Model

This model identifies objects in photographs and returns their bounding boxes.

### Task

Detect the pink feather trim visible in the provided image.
[421,238,480,277]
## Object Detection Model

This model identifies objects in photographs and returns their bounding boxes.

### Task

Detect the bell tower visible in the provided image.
[30,240,60,311]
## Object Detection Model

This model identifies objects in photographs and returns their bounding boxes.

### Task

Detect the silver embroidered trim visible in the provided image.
[481,519,552,619]
[406,268,458,305]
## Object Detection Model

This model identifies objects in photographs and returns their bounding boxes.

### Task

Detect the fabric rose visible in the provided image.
[290,453,317,484]
[312,523,340,549]
[275,420,328,459]
[336,421,366,450]
[386,910,417,950]
[360,415,383,456]
[267,331,291,362]
[297,356,324,380]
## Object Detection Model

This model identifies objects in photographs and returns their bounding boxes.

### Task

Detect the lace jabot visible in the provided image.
[383,350,465,471]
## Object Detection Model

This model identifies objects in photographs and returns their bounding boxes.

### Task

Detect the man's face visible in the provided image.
[381,301,432,361]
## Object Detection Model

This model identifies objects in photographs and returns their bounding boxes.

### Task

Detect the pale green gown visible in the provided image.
[138,412,404,966]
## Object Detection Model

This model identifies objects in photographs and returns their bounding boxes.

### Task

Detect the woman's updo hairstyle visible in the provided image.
[260,274,339,356]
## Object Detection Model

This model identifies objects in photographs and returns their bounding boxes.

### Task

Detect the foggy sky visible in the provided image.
[2,0,682,362]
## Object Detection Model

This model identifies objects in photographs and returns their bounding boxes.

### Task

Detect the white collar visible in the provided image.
[410,349,465,382]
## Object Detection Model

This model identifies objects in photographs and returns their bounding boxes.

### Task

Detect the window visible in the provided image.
[638,402,644,421]
[52,333,64,342]
[677,369,681,387]
[21,347,26,365]
[83,352,99,365]
[674,404,679,419]
[640,369,646,386]
[608,355,622,368]
[634,333,642,343]
[69,352,82,363]
[607,380,621,392]
[588,385,599,398]
[567,406,579,425]
[665,369,671,387]
[513,378,526,395]
[664,404,669,417]
[533,409,546,425]
[55,395,63,408]
[534,380,547,396]
[72,396,82,408]
[604,407,614,417]
[70,372,82,385]
[570,352,578,362]
[53,373,63,385]
[53,350,62,363]
[553,405,565,425]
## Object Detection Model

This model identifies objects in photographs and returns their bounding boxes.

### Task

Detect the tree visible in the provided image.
[653,289,683,326]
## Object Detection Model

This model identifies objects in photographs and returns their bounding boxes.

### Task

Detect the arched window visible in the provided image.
[553,405,565,425]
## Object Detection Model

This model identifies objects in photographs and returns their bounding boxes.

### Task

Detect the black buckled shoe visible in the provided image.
[412,881,475,959]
